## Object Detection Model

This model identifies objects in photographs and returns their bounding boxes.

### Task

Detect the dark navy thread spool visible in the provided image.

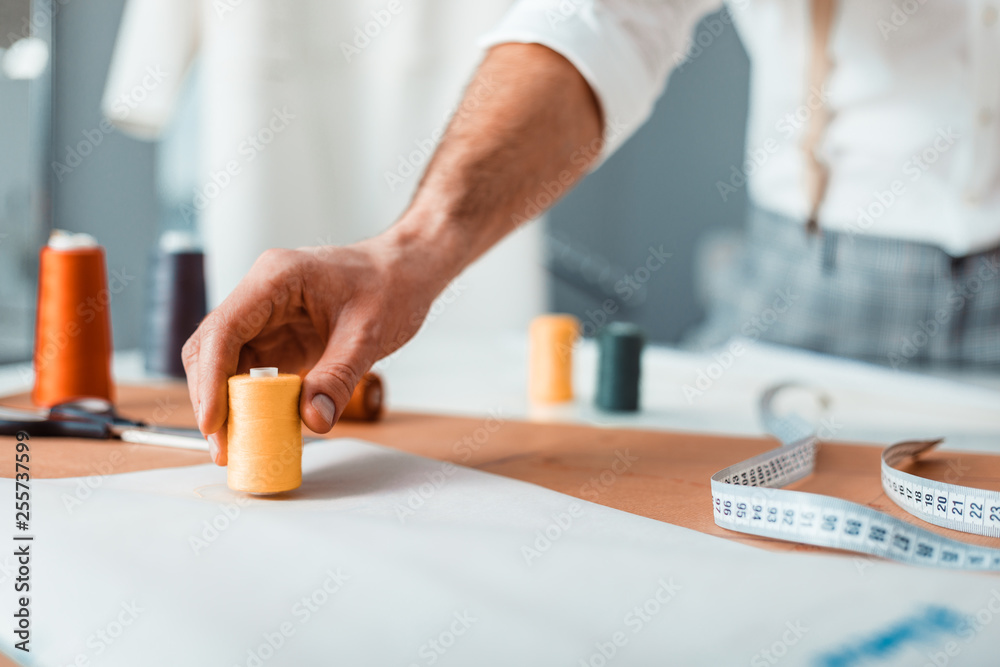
[144,231,207,378]
[595,322,644,412]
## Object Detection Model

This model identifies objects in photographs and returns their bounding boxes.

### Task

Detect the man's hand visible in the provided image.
[182,232,449,464]
[184,43,603,465]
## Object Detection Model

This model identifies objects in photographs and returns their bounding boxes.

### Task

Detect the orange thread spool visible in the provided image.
[529,314,579,403]
[227,368,302,495]
[32,232,114,407]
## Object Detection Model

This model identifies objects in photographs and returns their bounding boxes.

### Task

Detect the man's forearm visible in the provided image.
[386,43,604,280]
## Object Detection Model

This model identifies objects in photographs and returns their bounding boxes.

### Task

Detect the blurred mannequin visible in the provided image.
[103,0,542,332]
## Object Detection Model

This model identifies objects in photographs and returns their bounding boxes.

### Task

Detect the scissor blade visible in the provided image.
[0,405,49,422]
[118,428,209,452]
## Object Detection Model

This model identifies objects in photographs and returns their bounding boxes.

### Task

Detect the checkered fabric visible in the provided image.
[689,207,1000,368]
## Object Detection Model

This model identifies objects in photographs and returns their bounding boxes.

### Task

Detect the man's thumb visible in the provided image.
[301,352,369,433]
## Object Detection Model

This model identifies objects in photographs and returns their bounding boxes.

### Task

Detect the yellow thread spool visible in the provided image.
[227,367,302,495]
[529,314,579,403]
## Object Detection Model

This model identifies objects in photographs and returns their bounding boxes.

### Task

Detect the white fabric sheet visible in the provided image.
[2,439,999,666]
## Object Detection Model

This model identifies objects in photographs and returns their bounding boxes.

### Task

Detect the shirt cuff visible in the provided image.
[478,2,675,164]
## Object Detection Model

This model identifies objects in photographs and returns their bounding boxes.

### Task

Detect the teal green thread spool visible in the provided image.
[595,322,644,412]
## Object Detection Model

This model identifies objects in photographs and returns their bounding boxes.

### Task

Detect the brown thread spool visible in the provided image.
[341,373,384,422]
[528,314,579,403]
[227,368,302,495]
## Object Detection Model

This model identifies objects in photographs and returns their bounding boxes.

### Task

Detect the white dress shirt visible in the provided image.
[481,0,1000,256]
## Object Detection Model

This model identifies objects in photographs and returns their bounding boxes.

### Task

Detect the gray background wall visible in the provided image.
[2,4,749,358]
[49,0,159,351]
[0,0,47,363]
[0,73,40,364]
[548,9,750,343]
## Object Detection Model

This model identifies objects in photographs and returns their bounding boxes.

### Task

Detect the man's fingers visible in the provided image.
[188,253,294,436]
[181,332,202,424]
[194,327,234,437]
[195,311,267,437]
[182,330,226,466]
[301,330,376,433]
[208,426,228,466]
[182,328,233,467]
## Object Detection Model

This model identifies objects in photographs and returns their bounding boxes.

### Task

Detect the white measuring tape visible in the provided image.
[711,385,1000,571]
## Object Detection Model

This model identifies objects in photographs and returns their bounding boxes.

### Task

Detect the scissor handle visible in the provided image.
[0,418,110,439]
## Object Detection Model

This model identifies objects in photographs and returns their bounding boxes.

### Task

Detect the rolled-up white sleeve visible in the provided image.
[479,0,722,161]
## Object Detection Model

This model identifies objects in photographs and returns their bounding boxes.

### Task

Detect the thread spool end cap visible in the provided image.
[159,229,202,253]
[249,367,279,378]
[48,229,98,250]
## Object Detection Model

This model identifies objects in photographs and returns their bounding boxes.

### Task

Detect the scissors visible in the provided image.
[0,399,209,451]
